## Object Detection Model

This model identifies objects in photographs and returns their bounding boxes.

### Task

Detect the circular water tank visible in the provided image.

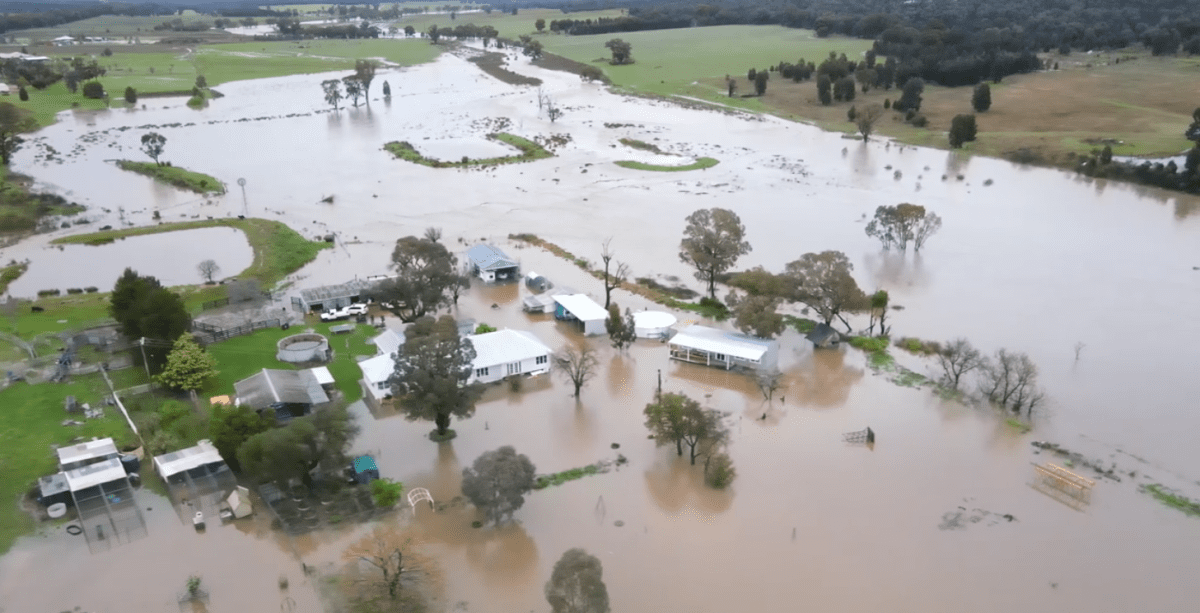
[47,503,67,519]
[633,311,677,339]
[276,333,330,363]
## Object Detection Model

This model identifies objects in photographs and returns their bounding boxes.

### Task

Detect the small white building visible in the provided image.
[57,438,119,472]
[466,244,519,282]
[552,294,608,336]
[62,457,128,493]
[371,328,405,356]
[466,329,552,384]
[359,353,396,403]
[53,35,76,46]
[153,440,226,483]
[667,324,779,371]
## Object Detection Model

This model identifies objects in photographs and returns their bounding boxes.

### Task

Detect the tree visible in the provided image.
[354,59,378,100]
[391,315,481,438]
[834,76,856,102]
[755,368,783,402]
[427,25,441,44]
[196,259,220,284]
[867,290,890,336]
[784,251,868,332]
[155,334,218,392]
[373,236,461,323]
[370,478,403,508]
[140,131,166,166]
[0,102,34,165]
[606,304,636,351]
[855,103,884,141]
[679,208,752,300]
[194,74,207,89]
[754,70,768,96]
[322,79,343,111]
[864,203,942,252]
[949,114,978,148]
[937,338,983,391]
[817,75,832,105]
[404,25,415,37]
[535,18,546,32]
[895,77,924,112]
[979,349,1045,417]
[604,38,632,65]
[81,81,105,99]
[553,345,599,398]
[726,75,737,97]
[382,80,391,98]
[732,294,784,338]
[522,37,544,60]
[460,446,536,525]
[423,226,442,243]
[343,76,364,107]
[599,238,629,309]
[342,524,441,610]
[17,86,28,102]
[109,267,191,348]
[123,86,137,104]
[644,392,725,464]
[238,404,358,489]
[545,549,610,613]
[972,83,991,112]
[209,402,273,472]
[580,66,605,82]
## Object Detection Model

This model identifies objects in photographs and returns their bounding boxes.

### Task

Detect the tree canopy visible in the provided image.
[461,445,537,525]
[0,102,35,166]
[140,131,166,166]
[209,402,274,473]
[390,315,482,437]
[644,392,727,465]
[679,207,752,300]
[109,268,192,358]
[732,294,785,339]
[604,38,632,64]
[784,251,868,332]
[545,548,611,613]
[864,203,943,252]
[155,334,218,392]
[237,403,358,489]
[373,236,464,323]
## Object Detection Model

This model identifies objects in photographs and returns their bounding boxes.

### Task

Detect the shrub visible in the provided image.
[911,114,928,127]
[66,288,84,295]
[370,478,403,508]
[102,47,113,57]
[124,86,137,104]
[704,452,736,489]
[18,86,28,101]
[849,336,889,353]
[37,289,61,297]
[82,82,105,99]
[474,323,497,334]
[84,286,99,293]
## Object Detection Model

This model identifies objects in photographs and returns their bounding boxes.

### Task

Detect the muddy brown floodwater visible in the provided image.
[1,48,1198,612]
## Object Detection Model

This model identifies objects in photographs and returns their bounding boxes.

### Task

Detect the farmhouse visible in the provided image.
[668,324,779,371]
[552,294,608,336]
[359,353,395,404]
[234,368,330,421]
[466,328,552,384]
[467,244,519,282]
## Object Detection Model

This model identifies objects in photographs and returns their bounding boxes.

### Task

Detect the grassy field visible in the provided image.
[116,161,225,194]
[391,8,625,40]
[616,157,720,171]
[0,168,85,231]
[4,11,232,43]
[385,132,552,167]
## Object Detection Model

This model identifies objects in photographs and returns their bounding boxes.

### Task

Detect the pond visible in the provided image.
[4,227,252,297]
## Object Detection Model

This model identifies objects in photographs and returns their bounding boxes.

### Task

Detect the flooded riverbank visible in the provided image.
[0,49,1197,612]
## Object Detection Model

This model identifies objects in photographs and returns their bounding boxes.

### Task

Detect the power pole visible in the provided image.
[139,337,150,380]
[237,178,248,215]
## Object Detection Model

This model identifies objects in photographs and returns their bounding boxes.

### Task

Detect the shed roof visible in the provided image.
[359,353,395,385]
[62,457,128,492]
[153,439,225,479]
[467,329,552,368]
[298,279,374,303]
[307,366,335,386]
[372,328,405,356]
[57,438,118,468]
[466,244,518,271]
[668,324,774,361]
[353,455,378,474]
[805,323,839,345]
[234,368,330,409]
[552,294,608,322]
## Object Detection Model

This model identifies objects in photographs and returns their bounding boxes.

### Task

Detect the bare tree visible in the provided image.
[341,524,442,610]
[979,349,1045,417]
[855,103,884,141]
[599,238,630,309]
[755,369,783,401]
[553,345,599,398]
[423,226,442,243]
[937,338,982,390]
[196,259,220,284]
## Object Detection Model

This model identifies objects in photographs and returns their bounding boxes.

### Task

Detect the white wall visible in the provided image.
[470,353,550,384]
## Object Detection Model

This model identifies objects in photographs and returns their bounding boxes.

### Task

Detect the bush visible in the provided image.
[18,86,28,101]
[66,288,83,295]
[81,82,105,99]
[124,86,137,104]
[849,336,889,353]
[102,47,113,57]
[949,114,978,148]
[704,452,736,489]
[37,289,60,297]
[84,286,98,293]
[910,114,928,128]
[474,323,497,334]
[370,478,403,508]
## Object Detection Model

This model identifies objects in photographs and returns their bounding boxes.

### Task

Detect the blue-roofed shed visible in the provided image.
[351,455,380,484]
[466,244,519,282]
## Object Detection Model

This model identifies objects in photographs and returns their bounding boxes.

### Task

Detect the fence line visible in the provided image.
[194,318,281,344]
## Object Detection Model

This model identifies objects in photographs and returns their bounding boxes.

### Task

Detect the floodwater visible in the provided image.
[1,47,1199,612]
[4,227,253,297]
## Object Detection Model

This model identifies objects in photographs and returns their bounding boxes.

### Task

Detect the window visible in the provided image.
[507,362,522,375]
[536,355,548,365]
[475,367,489,377]
[715,353,726,361]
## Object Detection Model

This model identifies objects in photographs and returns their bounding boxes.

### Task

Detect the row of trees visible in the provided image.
[321,59,381,110]
[1076,107,1200,195]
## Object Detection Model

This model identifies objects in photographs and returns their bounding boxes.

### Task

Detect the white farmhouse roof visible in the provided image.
[669,324,773,361]
[62,457,127,492]
[57,438,118,468]
[372,328,405,356]
[360,353,395,388]
[467,329,551,368]
[552,294,607,322]
[153,440,225,479]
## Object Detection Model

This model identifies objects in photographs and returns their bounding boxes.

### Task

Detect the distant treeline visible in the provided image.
[0,2,298,35]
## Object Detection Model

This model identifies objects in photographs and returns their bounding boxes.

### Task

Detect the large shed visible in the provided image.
[234,368,330,421]
[291,278,375,312]
[466,329,553,384]
[552,294,608,336]
[667,324,779,371]
[467,244,519,282]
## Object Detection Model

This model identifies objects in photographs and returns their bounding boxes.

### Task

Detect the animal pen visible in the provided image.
[1031,462,1095,509]
[256,483,383,535]
[70,470,148,554]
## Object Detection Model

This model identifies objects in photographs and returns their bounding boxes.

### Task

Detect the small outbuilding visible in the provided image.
[633,311,677,339]
[467,244,519,282]
[552,294,608,336]
[234,368,330,421]
[806,323,840,348]
[224,486,253,519]
[372,328,405,356]
[667,324,779,371]
[467,329,553,384]
[57,438,119,472]
[351,455,380,484]
[525,271,551,291]
[359,353,395,404]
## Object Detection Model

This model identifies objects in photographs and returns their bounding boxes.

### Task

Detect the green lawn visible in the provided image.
[390,8,626,40]
[385,132,552,167]
[115,161,225,194]
[615,157,720,172]
[0,373,138,555]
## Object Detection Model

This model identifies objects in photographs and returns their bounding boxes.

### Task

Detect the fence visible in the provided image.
[193,318,281,344]
[200,297,230,311]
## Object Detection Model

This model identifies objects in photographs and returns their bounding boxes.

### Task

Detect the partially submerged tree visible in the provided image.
[599,238,630,309]
[864,203,942,252]
[155,334,218,392]
[321,79,343,111]
[867,290,891,336]
[604,38,633,64]
[755,369,783,402]
[373,236,462,323]
[123,86,137,104]
[784,251,868,332]
[238,404,358,489]
[545,548,611,613]
[554,345,599,398]
[644,392,727,465]
[937,338,983,390]
[979,349,1045,416]
[390,315,482,438]
[855,103,885,141]
[196,259,220,284]
[679,207,752,300]
[354,59,378,99]
[342,524,442,611]
[382,80,392,99]
[461,446,536,525]
[0,102,35,165]
[732,294,785,338]
[606,304,636,352]
[140,131,166,166]
[342,75,365,107]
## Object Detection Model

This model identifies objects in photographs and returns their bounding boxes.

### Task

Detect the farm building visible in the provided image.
[290,278,376,312]
[667,324,779,371]
[806,323,841,348]
[372,328,406,356]
[552,294,608,336]
[467,244,519,282]
[466,329,552,384]
[154,440,238,525]
[62,456,147,552]
[234,368,330,421]
[224,486,253,520]
[525,271,552,291]
[359,353,395,404]
[523,286,576,314]
[57,438,119,472]
[633,311,677,339]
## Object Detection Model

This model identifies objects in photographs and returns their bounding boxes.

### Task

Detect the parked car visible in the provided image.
[345,303,368,316]
[319,303,368,322]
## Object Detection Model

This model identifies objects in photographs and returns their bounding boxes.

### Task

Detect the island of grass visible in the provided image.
[615,157,720,172]
[116,161,226,194]
[0,169,85,235]
[384,133,552,168]
[52,218,328,287]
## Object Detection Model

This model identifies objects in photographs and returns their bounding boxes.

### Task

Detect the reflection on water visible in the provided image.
[787,347,864,409]
[643,454,734,516]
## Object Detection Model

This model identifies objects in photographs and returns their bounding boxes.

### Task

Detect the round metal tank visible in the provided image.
[276,333,330,363]
[633,311,677,339]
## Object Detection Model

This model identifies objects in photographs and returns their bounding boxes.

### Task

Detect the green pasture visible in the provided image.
[390,8,626,40]
[4,11,219,42]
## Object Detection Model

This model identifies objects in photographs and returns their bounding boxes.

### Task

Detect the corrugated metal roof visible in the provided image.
[57,438,118,468]
[153,440,225,479]
[298,279,375,302]
[307,366,335,386]
[360,353,395,386]
[62,457,128,492]
[467,329,551,368]
[552,294,608,322]
[466,244,518,271]
[234,369,330,409]
[668,324,775,361]
[372,328,405,356]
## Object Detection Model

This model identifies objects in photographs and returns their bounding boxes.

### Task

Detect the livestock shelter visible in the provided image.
[64,457,147,553]
[234,368,330,421]
[668,324,779,371]
[154,440,237,525]
[552,294,608,336]
[467,244,520,282]
[466,329,553,384]
[806,323,841,348]
[291,278,375,312]
[57,438,119,472]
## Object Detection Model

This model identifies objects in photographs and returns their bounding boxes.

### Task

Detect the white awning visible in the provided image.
[668,325,771,361]
[552,294,608,322]
[307,366,335,386]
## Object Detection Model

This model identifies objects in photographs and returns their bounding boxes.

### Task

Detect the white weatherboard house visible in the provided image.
[667,324,779,371]
[360,328,405,404]
[467,329,552,384]
[552,294,608,336]
[466,244,519,282]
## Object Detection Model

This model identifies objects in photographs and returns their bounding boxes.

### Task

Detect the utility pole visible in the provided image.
[237,178,248,215]
[139,337,150,381]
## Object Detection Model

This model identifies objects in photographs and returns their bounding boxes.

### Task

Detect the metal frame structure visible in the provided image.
[1032,462,1095,509]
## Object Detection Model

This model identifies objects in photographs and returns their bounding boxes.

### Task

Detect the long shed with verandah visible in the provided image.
[667,324,779,371]
[552,294,608,336]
